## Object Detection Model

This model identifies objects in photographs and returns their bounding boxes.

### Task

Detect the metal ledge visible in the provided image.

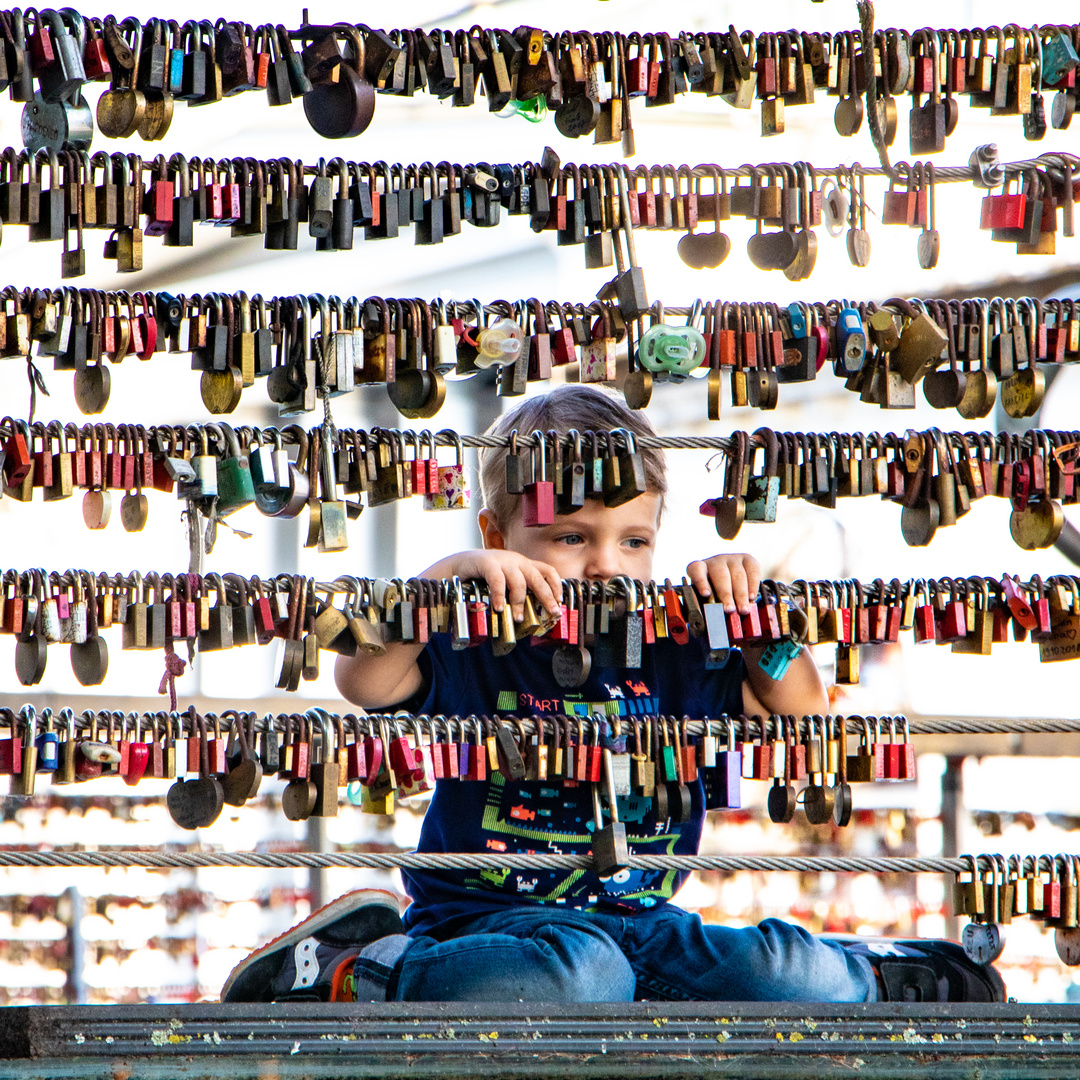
[3,1002,1080,1080]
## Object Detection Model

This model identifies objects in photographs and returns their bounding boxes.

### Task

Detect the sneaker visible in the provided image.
[221,889,405,1003]
[270,937,363,1002]
[829,936,1006,1003]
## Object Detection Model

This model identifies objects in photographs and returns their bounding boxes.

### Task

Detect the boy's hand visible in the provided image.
[686,553,761,614]
[435,549,563,622]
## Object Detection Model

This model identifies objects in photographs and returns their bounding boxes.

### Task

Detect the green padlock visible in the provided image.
[658,717,679,783]
[214,423,256,516]
[637,323,707,376]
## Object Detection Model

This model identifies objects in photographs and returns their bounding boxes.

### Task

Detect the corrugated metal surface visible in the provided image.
[4,1002,1080,1079]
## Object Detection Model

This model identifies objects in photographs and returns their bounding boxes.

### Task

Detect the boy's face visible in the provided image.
[480,493,661,581]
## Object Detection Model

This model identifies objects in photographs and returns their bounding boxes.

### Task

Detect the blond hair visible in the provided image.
[478,385,667,528]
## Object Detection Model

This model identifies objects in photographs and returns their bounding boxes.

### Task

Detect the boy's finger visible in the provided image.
[686,560,712,597]
[504,568,529,621]
[542,565,565,611]
[486,570,509,613]
[529,566,563,615]
[709,568,736,611]
[743,561,761,604]
[719,562,749,613]
[519,560,561,614]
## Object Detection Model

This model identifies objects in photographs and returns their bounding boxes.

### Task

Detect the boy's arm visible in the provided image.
[740,646,828,716]
[334,639,427,712]
[686,553,830,717]
[334,550,563,710]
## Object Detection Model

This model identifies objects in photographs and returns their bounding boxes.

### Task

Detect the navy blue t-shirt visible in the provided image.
[400,634,746,936]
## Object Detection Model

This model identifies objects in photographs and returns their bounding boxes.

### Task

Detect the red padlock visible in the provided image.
[663,579,689,644]
[411,580,430,645]
[868,578,890,642]
[550,309,577,365]
[217,163,243,226]
[133,294,158,359]
[741,602,763,643]
[625,32,650,96]
[0,718,23,776]
[439,719,460,780]
[912,581,936,643]
[202,161,224,223]
[748,718,773,781]
[521,431,555,527]
[896,717,917,780]
[851,581,872,644]
[143,161,175,237]
[936,578,968,643]
[1030,574,1053,637]
[345,718,368,783]
[360,728,384,786]
[981,176,1027,231]
[467,589,491,645]
[547,599,572,643]
[120,716,151,787]
[641,592,656,645]
[757,582,781,642]
[388,720,422,782]
[251,577,276,645]
[1001,574,1038,630]
[586,721,603,783]
[1043,856,1063,922]
[289,715,311,780]
[83,19,112,80]
[28,11,56,70]
[160,573,183,641]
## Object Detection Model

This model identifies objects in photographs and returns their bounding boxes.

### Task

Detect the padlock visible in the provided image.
[591,747,629,876]
[521,430,555,527]
[597,168,648,320]
[703,718,742,810]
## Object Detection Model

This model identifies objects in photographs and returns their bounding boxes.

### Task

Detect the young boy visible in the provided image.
[223,386,1004,1006]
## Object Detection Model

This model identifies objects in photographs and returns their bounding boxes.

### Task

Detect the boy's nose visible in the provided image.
[584,544,623,581]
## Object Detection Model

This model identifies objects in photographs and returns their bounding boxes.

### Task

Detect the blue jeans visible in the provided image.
[390,905,878,1003]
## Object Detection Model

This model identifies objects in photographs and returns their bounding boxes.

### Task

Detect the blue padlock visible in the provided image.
[835,306,867,376]
[35,716,59,772]
[492,164,517,205]
[1042,29,1079,88]
[167,38,185,96]
[778,301,816,383]
[787,301,808,338]
[758,637,802,681]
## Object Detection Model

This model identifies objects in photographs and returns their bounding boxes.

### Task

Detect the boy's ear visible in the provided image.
[478,509,508,550]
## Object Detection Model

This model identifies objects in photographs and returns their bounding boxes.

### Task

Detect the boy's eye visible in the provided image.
[624,538,648,550]
[554,534,584,546]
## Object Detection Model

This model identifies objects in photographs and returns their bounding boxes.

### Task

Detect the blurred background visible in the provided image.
[1,0,1079,1005]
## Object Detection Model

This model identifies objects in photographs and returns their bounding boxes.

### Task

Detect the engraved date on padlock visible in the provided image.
[961,921,1005,966]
